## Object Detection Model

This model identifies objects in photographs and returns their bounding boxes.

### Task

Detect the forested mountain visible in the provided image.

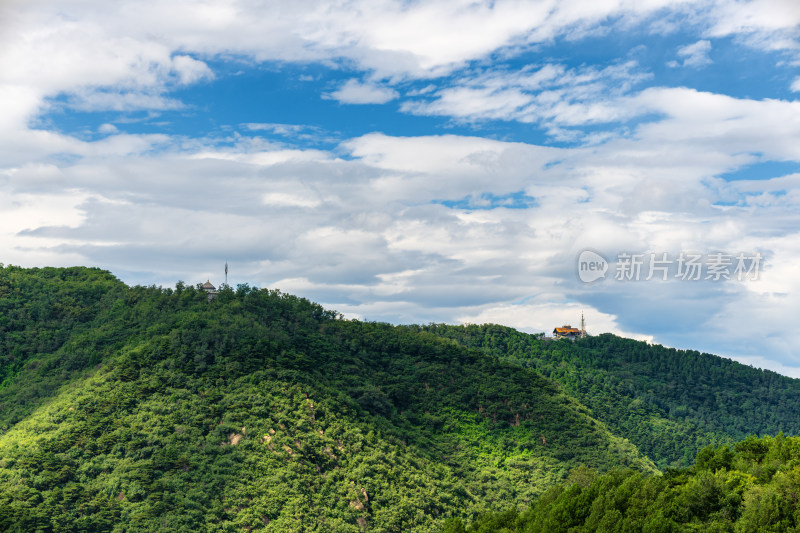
[0,266,653,532]
[454,434,800,533]
[4,265,800,532]
[420,324,800,469]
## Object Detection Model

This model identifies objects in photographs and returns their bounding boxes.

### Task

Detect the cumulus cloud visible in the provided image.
[98,123,119,134]
[262,192,323,208]
[3,0,798,128]
[63,89,185,112]
[401,61,652,138]
[0,17,214,123]
[668,40,713,68]
[327,79,399,104]
[631,88,800,161]
[705,0,800,54]
[171,54,215,85]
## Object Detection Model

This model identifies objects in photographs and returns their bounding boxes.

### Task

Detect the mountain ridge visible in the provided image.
[420,323,800,469]
[0,265,653,531]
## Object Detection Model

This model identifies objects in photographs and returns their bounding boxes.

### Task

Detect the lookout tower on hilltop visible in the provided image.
[201,280,218,300]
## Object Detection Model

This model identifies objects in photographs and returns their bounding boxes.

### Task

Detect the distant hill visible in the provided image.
[0,266,653,532]
[421,323,800,468]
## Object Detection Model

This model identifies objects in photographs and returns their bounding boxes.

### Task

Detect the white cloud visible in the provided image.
[0,84,45,132]
[244,123,309,135]
[458,301,654,342]
[401,61,651,134]
[171,54,214,85]
[262,192,322,208]
[0,188,91,267]
[403,86,532,121]
[792,76,800,91]
[64,89,185,112]
[669,39,713,68]
[632,88,800,161]
[327,79,399,104]
[0,7,214,124]
[705,0,800,54]
[98,123,119,134]
[240,123,337,145]
[3,0,796,130]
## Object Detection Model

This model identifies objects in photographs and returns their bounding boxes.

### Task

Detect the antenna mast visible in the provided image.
[224,260,228,287]
[580,311,586,338]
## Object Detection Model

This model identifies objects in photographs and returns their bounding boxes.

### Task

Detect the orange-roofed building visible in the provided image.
[553,325,581,339]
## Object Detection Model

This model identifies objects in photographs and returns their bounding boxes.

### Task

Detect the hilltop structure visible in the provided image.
[553,313,587,339]
[553,325,581,339]
[201,280,218,300]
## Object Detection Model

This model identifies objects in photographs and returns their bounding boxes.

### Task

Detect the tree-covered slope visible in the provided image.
[0,266,654,532]
[421,324,800,469]
[455,434,800,533]
[0,265,124,398]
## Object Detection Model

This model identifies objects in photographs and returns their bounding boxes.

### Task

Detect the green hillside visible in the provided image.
[420,324,800,469]
[456,434,800,532]
[0,266,653,532]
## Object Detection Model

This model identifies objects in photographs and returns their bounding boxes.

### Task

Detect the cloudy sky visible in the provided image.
[2,0,800,374]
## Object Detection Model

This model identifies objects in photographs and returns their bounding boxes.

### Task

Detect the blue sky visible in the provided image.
[2,0,800,375]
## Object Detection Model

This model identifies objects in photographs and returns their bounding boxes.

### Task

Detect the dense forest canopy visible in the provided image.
[421,323,800,469]
[452,434,800,533]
